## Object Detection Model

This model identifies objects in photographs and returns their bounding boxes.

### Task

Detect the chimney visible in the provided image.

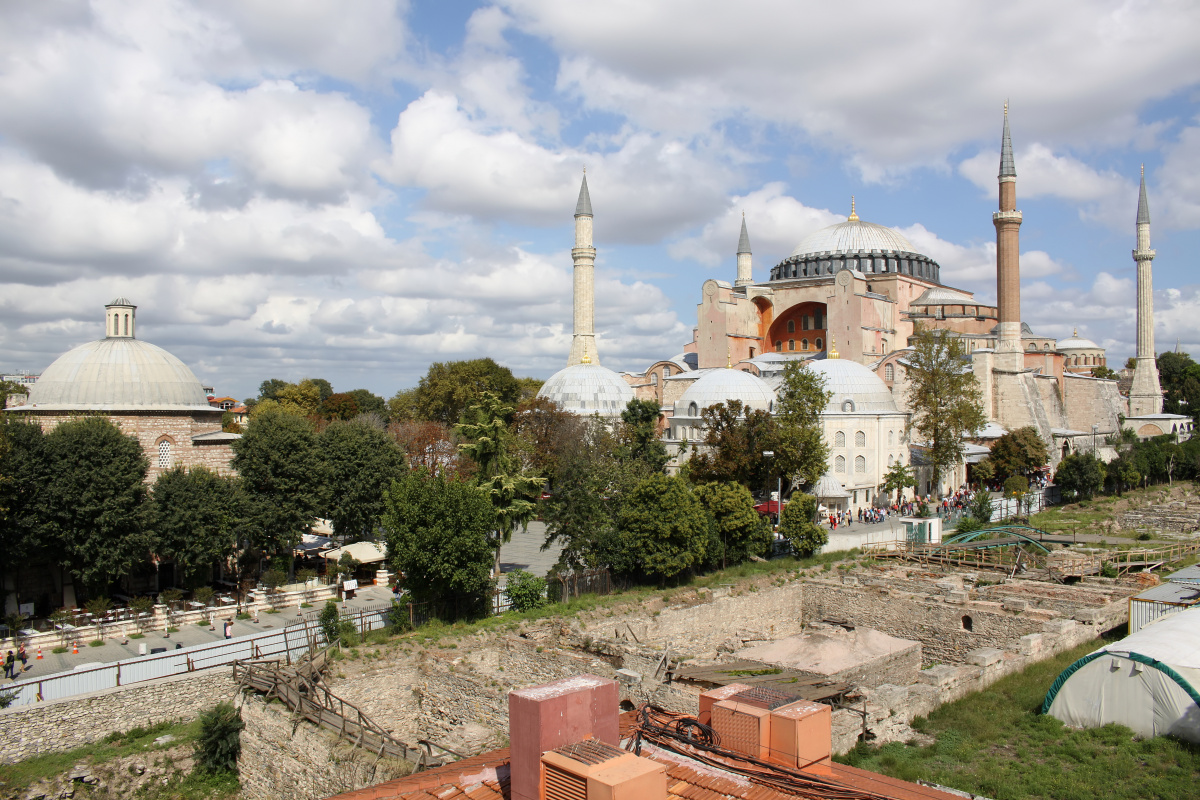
[509,675,619,800]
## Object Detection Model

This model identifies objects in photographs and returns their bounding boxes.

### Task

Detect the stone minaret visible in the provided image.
[1129,166,1163,416]
[993,104,1024,369]
[735,213,753,287]
[567,171,599,366]
[105,297,136,339]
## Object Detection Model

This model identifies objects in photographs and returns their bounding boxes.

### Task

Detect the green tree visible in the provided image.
[881,461,914,504]
[1003,475,1028,500]
[616,474,710,583]
[232,408,327,560]
[413,358,521,425]
[905,328,986,495]
[195,703,244,775]
[1156,350,1200,417]
[688,401,777,489]
[347,389,386,418]
[1091,365,1118,380]
[320,392,359,421]
[515,377,544,402]
[988,426,1049,482]
[1054,454,1106,501]
[504,569,547,612]
[275,380,322,418]
[258,378,290,401]
[0,379,29,409]
[320,418,406,542]
[618,398,669,473]
[387,388,420,423]
[970,489,994,524]
[773,362,832,486]
[778,494,827,557]
[456,392,544,575]
[152,466,240,589]
[382,468,495,605]
[693,482,771,567]
[512,396,585,479]
[0,418,49,603]
[307,378,334,403]
[42,417,154,594]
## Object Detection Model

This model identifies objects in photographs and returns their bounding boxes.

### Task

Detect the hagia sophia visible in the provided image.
[538,108,1191,504]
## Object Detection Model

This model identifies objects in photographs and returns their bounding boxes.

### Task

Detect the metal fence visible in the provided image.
[1,603,394,709]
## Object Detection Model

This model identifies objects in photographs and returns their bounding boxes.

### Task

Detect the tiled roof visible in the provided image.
[325,714,963,800]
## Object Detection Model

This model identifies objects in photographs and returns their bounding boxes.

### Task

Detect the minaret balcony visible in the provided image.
[1133,249,1156,260]
[992,210,1023,223]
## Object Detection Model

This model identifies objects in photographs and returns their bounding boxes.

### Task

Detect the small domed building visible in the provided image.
[538,356,635,418]
[1057,329,1107,374]
[7,299,237,478]
[665,368,775,442]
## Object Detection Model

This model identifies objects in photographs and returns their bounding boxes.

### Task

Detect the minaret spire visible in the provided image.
[735,211,754,287]
[568,170,599,366]
[993,102,1024,368]
[1129,167,1162,415]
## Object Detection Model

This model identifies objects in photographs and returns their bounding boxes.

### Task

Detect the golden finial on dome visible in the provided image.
[726,340,732,369]
[581,341,591,364]
[848,196,859,222]
[1004,99,1008,117]
[828,334,839,359]
[1141,163,1144,178]
[1073,327,1078,337]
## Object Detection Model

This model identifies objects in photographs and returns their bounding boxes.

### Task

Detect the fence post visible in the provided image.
[116,663,121,687]
[283,628,291,666]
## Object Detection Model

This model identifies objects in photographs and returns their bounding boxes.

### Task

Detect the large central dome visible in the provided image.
[790,218,915,259]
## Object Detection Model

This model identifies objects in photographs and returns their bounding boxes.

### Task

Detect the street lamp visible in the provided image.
[1092,423,1099,456]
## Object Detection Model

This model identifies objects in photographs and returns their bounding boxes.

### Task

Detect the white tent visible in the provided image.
[1043,607,1200,743]
[324,541,388,566]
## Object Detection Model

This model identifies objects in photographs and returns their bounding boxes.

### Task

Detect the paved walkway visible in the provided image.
[5,585,395,684]
[498,521,563,582]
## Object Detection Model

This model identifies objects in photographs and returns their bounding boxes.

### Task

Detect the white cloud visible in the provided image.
[1157,119,1200,230]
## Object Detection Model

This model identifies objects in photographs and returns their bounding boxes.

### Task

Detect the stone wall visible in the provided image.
[237,694,415,800]
[0,668,237,764]
[1118,502,1200,533]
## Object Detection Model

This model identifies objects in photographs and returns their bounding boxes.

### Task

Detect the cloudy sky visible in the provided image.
[2,1,1199,401]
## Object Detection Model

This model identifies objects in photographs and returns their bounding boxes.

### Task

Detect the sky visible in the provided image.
[1,1,1199,402]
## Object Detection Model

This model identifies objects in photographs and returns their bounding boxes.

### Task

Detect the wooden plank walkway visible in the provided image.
[671,661,852,704]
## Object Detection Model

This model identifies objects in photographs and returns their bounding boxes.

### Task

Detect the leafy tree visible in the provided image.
[320,418,406,542]
[988,426,1049,482]
[195,703,244,774]
[504,569,547,612]
[389,420,464,476]
[688,401,777,489]
[881,461,914,504]
[0,379,29,409]
[905,327,986,495]
[320,392,359,421]
[456,392,544,575]
[693,482,771,567]
[0,418,49,603]
[152,466,240,589]
[512,396,585,479]
[387,388,420,423]
[615,474,710,583]
[516,377,544,402]
[1091,365,1118,380]
[257,378,290,401]
[318,599,341,645]
[778,494,827,557]
[1054,454,1106,501]
[336,552,361,580]
[42,417,153,594]
[232,408,327,561]
[1156,350,1200,418]
[382,467,495,605]
[972,457,996,485]
[969,489,994,524]
[773,362,832,487]
[307,378,335,403]
[347,389,386,418]
[275,380,322,417]
[1003,475,1028,499]
[413,358,521,425]
[618,399,670,473]
[220,411,242,434]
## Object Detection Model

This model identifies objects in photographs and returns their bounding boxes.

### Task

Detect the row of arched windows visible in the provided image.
[775,338,824,352]
[1068,354,1104,366]
[834,455,867,474]
[110,313,130,336]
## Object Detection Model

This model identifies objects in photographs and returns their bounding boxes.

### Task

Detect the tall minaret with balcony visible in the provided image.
[567,171,599,366]
[1129,166,1163,416]
[735,213,753,287]
[993,103,1024,370]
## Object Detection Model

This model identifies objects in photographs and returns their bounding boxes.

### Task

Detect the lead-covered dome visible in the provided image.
[807,359,899,414]
[789,219,915,259]
[771,206,940,284]
[676,369,775,417]
[27,338,212,410]
[538,363,634,417]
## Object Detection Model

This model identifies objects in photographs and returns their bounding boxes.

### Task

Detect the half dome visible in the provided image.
[807,359,898,415]
[790,219,915,259]
[676,369,775,416]
[26,338,213,410]
[537,363,634,417]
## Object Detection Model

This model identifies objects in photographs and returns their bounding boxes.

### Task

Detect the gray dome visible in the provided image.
[790,219,914,259]
[911,287,973,306]
[538,363,634,417]
[26,338,212,410]
[1057,329,1101,350]
[808,359,898,414]
[676,369,775,416]
[812,470,849,499]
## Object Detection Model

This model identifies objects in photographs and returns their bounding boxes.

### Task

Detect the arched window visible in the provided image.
[663,366,672,377]
[801,338,809,350]
[835,455,846,473]
[688,402,698,417]
[802,315,811,330]
[1043,343,1051,351]
[788,339,795,351]
[888,430,894,446]
[775,340,782,352]
[651,373,658,386]
[123,314,129,335]
[112,315,119,336]
[855,430,866,447]
[835,431,846,447]
[816,338,824,350]
[787,319,795,333]
[842,400,855,413]
[854,455,866,473]
[888,454,894,465]
[884,363,894,381]
[1027,342,1036,351]
[157,439,172,470]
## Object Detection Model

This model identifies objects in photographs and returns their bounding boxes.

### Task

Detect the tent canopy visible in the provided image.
[324,541,388,565]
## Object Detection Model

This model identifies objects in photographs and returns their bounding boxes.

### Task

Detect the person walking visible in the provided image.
[17,644,27,673]
[3,650,14,680]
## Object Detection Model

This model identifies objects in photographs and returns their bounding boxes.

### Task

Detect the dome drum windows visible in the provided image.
[835,455,846,473]
[835,431,846,447]
[855,430,866,447]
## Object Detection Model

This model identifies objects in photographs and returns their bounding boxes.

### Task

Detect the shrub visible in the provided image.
[505,570,547,612]
[779,494,828,557]
[195,702,244,774]
[319,600,341,646]
[954,517,983,535]
[192,586,215,607]
[159,588,184,609]
[1100,562,1119,579]
[260,569,287,593]
[386,600,413,633]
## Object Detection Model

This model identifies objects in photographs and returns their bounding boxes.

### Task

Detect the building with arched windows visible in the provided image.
[6,299,238,480]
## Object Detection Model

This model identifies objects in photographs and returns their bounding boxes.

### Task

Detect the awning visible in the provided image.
[324,541,388,565]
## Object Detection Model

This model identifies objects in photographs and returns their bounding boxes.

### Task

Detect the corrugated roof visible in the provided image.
[1132,582,1200,604]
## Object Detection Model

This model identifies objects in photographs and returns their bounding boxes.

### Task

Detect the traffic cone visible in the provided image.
[72,641,78,655]
[36,647,42,660]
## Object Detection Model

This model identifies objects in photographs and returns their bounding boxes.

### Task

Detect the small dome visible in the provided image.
[911,287,973,306]
[807,359,898,414]
[1057,329,1101,350]
[812,470,849,499]
[676,369,775,417]
[790,218,915,259]
[27,338,212,410]
[538,363,634,417]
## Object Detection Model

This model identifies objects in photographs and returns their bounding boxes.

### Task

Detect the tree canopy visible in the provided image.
[1054,453,1105,501]
[616,474,711,582]
[321,418,407,542]
[617,398,670,474]
[773,362,832,486]
[687,401,777,489]
[905,328,986,493]
[778,493,827,557]
[693,482,771,567]
[152,466,241,588]
[988,426,1049,482]
[1157,350,1200,421]
[411,358,521,425]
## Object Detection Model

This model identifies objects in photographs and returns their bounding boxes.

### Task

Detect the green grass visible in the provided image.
[235,613,250,620]
[264,608,280,614]
[51,646,68,654]
[88,639,105,647]
[129,632,145,639]
[836,634,1200,800]
[166,626,179,633]
[197,619,212,626]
